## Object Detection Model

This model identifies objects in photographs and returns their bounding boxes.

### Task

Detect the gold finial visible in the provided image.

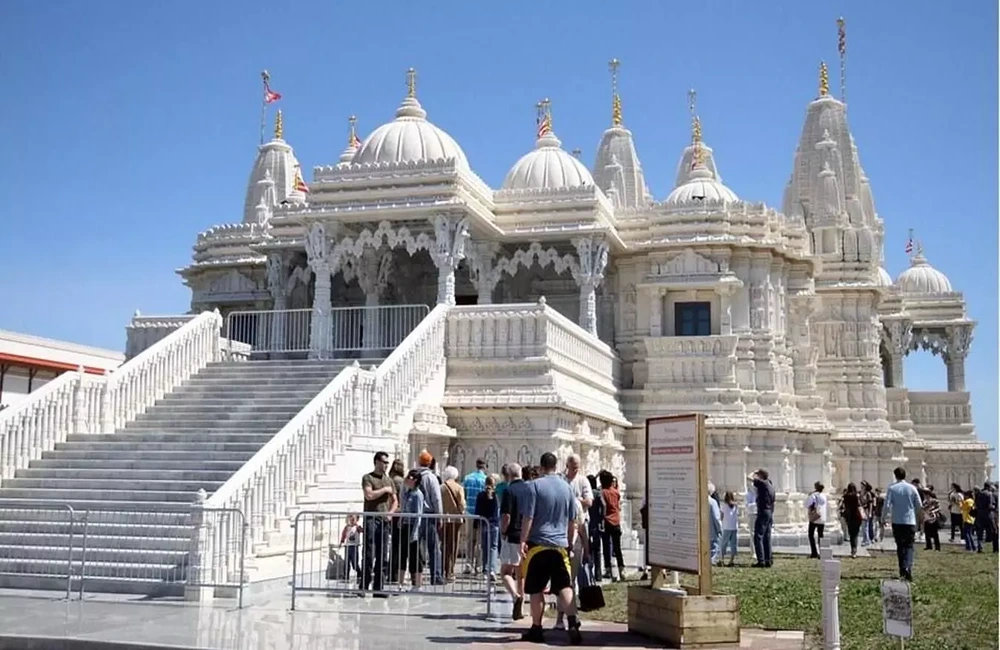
[687,89,704,166]
[819,61,830,97]
[274,109,283,140]
[406,68,417,98]
[609,58,623,127]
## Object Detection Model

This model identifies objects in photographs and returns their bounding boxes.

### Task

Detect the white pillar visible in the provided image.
[820,542,842,650]
[467,241,501,305]
[305,223,336,359]
[431,215,470,306]
[572,235,609,336]
[648,288,663,336]
[266,253,288,352]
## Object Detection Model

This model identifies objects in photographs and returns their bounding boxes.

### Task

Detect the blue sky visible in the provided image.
[1,2,996,455]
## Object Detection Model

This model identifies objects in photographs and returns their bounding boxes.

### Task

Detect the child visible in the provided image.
[720,491,739,566]
[340,514,362,581]
[475,475,500,578]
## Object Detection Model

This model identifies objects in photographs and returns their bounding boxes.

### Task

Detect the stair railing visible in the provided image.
[101,310,223,433]
[0,310,223,483]
[375,303,449,435]
[203,305,448,556]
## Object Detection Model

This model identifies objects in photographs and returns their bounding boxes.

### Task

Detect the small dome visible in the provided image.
[876,266,893,287]
[665,163,738,206]
[502,131,594,190]
[895,253,953,294]
[353,96,468,168]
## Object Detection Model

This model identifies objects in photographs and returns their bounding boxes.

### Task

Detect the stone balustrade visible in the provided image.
[445,299,619,388]
[908,391,972,427]
[643,335,739,387]
[125,314,197,360]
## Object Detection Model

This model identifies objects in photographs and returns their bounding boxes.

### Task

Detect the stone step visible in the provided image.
[0,519,190,539]
[0,498,198,514]
[32,457,247,471]
[67,433,273,445]
[0,556,186,580]
[154,396,313,408]
[2,478,227,493]
[0,488,203,503]
[167,387,320,399]
[121,424,281,434]
[133,410,299,422]
[15,467,234,482]
[0,570,186,597]
[56,441,263,453]
[0,531,191,552]
[0,545,189,567]
[180,377,335,388]
[193,369,345,380]
[41,449,255,463]
[203,360,363,370]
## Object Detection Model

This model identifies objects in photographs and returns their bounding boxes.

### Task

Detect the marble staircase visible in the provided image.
[0,359,367,595]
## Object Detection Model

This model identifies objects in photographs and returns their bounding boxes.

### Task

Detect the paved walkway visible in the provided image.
[0,587,804,650]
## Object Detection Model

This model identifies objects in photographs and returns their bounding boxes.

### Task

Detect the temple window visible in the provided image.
[674,302,711,336]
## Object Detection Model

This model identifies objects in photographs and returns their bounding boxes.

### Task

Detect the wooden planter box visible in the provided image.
[627,586,740,648]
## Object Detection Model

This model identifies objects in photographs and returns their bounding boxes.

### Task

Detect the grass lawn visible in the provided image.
[580,547,998,650]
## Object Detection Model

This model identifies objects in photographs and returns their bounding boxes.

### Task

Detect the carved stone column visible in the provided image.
[882,317,913,387]
[355,248,393,350]
[748,254,770,331]
[572,235,609,336]
[305,223,336,359]
[944,323,973,392]
[430,215,470,306]
[466,241,501,305]
[648,287,664,336]
[266,253,288,350]
[714,278,741,336]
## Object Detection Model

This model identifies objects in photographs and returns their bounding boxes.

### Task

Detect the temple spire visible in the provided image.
[274,109,283,140]
[609,58,623,127]
[406,67,417,98]
[818,61,830,97]
[687,89,704,167]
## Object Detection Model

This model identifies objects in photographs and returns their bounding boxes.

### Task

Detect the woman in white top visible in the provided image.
[805,481,829,559]
[720,491,740,566]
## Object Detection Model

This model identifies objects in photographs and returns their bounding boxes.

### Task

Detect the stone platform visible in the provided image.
[0,587,806,650]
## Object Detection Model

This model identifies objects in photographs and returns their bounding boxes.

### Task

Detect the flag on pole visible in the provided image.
[293,168,310,194]
[350,131,362,148]
[536,112,551,139]
[262,71,282,104]
[905,229,914,254]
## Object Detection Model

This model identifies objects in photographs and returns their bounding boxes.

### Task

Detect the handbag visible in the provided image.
[808,506,822,524]
[577,560,605,612]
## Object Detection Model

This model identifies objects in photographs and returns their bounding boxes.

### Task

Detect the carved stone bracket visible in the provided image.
[430,215,470,305]
[333,220,434,265]
[572,235,610,336]
[944,323,974,361]
[881,318,914,357]
[466,241,502,304]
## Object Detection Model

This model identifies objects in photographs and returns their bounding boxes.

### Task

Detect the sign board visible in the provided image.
[881,579,913,639]
[645,414,711,594]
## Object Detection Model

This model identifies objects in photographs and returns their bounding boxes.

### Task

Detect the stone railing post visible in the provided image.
[72,365,87,434]
[99,369,113,434]
[820,541,842,650]
[186,488,215,603]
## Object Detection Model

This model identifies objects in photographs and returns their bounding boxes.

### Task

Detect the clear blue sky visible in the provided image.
[1,2,996,456]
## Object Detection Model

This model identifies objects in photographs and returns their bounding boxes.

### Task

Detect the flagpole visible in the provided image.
[259,70,270,145]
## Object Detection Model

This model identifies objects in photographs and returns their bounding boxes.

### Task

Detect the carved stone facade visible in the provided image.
[177,69,988,537]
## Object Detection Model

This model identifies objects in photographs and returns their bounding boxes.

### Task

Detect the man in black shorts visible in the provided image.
[519,452,581,645]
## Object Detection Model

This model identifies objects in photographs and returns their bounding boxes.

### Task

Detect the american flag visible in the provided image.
[905,238,913,254]
[536,113,552,139]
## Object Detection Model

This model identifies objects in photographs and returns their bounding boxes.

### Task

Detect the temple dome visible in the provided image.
[353,96,468,168]
[502,131,593,191]
[895,253,952,294]
[876,266,893,287]
[665,163,738,206]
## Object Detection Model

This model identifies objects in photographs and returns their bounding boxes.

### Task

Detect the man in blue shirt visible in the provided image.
[884,466,923,581]
[519,452,582,645]
[463,459,488,573]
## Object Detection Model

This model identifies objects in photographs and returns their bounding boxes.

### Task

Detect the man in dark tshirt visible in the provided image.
[360,451,396,594]
[750,469,775,568]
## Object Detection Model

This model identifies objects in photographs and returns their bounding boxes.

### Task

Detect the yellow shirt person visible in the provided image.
[960,496,975,525]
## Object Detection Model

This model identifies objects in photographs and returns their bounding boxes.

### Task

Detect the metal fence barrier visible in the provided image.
[291,510,494,614]
[225,304,430,359]
[0,501,77,600]
[0,503,247,607]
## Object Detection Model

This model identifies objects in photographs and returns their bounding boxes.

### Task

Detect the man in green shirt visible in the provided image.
[360,451,397,595]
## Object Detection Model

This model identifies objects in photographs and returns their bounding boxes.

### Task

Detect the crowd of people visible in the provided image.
[341,449,633,645]
[703,466,999,581]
